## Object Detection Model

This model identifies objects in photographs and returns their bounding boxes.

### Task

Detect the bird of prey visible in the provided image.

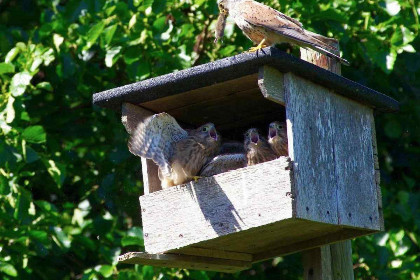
[199,153,247,177]
[217,0,349,65]
[268,121,288,157]
[128,113,221,188]
[244,128,277,166]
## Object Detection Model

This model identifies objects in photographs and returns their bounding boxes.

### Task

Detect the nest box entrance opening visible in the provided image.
[93,47,399,273]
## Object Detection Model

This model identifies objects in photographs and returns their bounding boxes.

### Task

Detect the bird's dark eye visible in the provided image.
[202,127,208,132]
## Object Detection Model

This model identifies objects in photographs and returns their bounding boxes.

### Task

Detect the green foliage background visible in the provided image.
[0,0,419,279]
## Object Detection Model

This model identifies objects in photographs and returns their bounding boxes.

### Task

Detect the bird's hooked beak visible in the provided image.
[250,130,259,144]
[269,127,277,139]
[209,126,218,141]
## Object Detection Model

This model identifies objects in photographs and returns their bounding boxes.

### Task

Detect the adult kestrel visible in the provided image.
[244,128,277,166]
[199,153,247,177]
[268,121,288,157]
[128,113,221,188]
[217,0,349,65]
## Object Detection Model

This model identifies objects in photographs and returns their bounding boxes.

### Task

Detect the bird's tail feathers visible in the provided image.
[305,30,339,50]
[305,44,350,66]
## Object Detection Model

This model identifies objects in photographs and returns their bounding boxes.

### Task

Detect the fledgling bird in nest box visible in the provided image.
[128,113,221,188]
[244,128,277,166]
[216,0,349,65]
[268,121,288,157]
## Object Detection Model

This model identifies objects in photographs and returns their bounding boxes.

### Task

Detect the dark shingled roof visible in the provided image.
[93,47,398,113]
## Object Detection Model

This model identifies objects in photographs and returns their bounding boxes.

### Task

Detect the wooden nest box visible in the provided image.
[93,47,398,273]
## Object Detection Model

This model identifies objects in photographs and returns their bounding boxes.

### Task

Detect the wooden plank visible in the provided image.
[252,225,374,262]
[284,72,338,225]
[118,252,251,273]
[173,247,253,262]
[141,158,161,194]
[330,240,354,280]
[303,246,332,280]
[141,74,258,113]
[284,73,379,229]
[165,87,282,128]
[140,157,294,254]
[371,118,384,230]
[258,66,285,105]
[331,95,379,229]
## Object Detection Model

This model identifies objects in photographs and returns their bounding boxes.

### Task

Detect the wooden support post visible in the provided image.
[300,43,355,280]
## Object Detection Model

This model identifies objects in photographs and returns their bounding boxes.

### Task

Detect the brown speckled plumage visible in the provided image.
[244,128,277,166]
[268,121,288,157]
[128,113,221,188]
[217,0,349,65]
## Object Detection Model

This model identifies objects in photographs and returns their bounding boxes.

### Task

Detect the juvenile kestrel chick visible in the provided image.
[128,113,221,188]
[244,128,277,166]
[217,0,349,65]
[268,121,288,157]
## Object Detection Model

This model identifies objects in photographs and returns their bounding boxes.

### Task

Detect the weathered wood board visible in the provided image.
[118,251,251,273]
[141,157,294,254]
[284,73,380,230]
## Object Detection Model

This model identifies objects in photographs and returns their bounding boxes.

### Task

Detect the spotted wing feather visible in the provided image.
[128,113,188,177]
[200,153,247,177]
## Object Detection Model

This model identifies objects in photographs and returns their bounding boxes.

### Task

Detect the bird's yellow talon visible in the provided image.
[246,39,267,53]
[192,176,202,182]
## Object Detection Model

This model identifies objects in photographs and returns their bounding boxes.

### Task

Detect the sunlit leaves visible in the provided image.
[0,63,15,75]
[22,126,46,144]
[10,72,32,97]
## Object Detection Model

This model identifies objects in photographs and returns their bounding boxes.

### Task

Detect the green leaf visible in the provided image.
[121,236,143,246]
[105,46,122,67]
[29,230,49,244]
[14,188,31,221]
[0,62,15,74]
[10,71,32,97]
[86,21,106,49]
[44,159,66,187]
[0,262,18,277]
[5,96,15,124]
[103,25,118,46]
[95,265,113,277]
[36,82,53,92]
[5,47,20,63]
[22,126,46,144]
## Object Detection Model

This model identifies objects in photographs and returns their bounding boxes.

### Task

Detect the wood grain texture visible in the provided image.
[284,72,338,225]
[330,240,354,280]
[371,118,384,230]
[253,226,375,263]
[284,73,379,230]
[303,246,332,280]
[118,252,251,273]
[298,45,354,280]
[140,157,294,254]
[258,66,285,105]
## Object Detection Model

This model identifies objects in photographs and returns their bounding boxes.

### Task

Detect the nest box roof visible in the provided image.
[93,47,398,129]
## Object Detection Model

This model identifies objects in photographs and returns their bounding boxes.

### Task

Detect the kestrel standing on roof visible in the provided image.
[268,121,288,157]
[217,0,349,65]
[244,128,277,166]
[128,113,221,188]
